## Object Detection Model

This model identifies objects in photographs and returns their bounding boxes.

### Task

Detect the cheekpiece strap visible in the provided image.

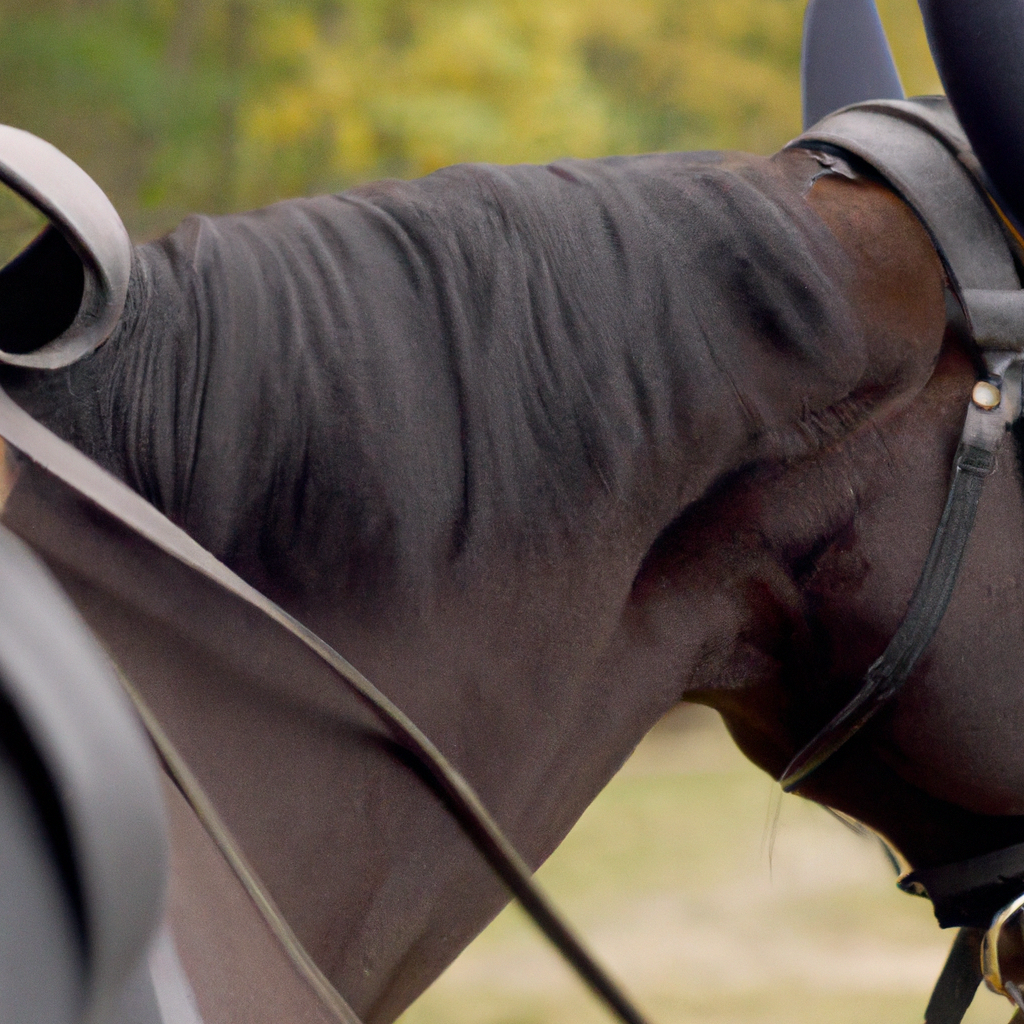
[780,387,1016,791]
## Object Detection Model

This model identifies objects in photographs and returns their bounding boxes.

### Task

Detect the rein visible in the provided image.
[0,387,656,1024]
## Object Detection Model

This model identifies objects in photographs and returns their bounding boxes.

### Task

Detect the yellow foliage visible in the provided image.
[877,0,942,96]
[0,0,942,223]
[231,0,937,205]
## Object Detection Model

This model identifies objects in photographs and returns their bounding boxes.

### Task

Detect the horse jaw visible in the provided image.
[691,322,1024,869]
[638,167,1024,871]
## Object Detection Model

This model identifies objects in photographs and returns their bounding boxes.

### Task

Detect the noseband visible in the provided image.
[784,97,1024,1022]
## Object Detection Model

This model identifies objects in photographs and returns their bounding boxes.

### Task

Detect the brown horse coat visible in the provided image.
[6,144,1018,1023]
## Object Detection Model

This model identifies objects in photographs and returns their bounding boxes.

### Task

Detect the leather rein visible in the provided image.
[2,100,1024,1024]
[0,392,654,1024]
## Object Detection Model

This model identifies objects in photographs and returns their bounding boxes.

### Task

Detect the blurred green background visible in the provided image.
[0,0,940,239]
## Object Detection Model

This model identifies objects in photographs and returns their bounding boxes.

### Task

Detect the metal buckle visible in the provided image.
[982,892,1024,1011]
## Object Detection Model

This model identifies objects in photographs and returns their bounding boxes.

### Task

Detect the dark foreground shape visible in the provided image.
[801,0,903,128]
[919,0,1024,233]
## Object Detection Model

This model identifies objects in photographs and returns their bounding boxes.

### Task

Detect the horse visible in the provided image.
[2,1,1024,1022]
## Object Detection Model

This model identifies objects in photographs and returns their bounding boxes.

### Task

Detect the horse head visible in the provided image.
[1,2,1023,1022]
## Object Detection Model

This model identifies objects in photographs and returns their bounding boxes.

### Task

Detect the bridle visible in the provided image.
[782,96,1024,792]
[781,97,1024,1023]
[1,99,1024,1024]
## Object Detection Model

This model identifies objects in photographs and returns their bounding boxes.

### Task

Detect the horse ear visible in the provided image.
[918,0,1024,235]
[801,0,904,130]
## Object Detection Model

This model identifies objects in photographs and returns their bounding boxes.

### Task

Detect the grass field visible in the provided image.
[398,706,1013,1024]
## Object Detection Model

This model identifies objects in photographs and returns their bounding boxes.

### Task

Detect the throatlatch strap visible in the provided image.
[899,839,1024,929]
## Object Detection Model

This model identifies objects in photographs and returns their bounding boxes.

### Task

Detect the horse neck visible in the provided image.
[0,444,696,1022]
[0,147,952,1021]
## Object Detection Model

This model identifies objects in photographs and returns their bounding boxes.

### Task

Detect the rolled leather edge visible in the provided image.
[0,124,131,370]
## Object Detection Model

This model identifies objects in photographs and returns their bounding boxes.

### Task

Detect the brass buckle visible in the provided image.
[982,892,1024,1012]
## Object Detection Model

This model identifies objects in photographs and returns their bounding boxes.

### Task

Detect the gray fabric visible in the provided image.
[0,525,169,1024]
[0,736,85,1024]
[113,957,162,1024]
[148,926,204,1024]
[109,925,204,1024]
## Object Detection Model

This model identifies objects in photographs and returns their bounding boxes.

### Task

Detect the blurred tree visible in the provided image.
[0,0,939,238]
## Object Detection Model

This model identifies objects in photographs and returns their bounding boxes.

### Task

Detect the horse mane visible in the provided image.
[9,149,871,618]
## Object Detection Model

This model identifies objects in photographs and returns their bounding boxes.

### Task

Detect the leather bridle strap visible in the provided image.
[0,384,653,1024]
[900,839,1024,929]
[780,392,1015,791]
[779,97,1024,793]
[923,928,985,1024]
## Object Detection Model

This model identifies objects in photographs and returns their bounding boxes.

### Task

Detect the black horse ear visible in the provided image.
[918,0,1024,236]
[802,0,904,130]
